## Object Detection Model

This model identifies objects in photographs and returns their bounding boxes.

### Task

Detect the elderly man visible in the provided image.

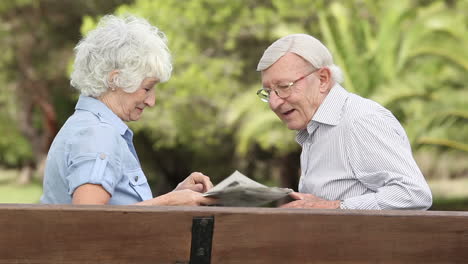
[257,34,432,210]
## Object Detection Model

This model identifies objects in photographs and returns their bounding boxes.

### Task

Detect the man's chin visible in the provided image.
[285,122,305,131]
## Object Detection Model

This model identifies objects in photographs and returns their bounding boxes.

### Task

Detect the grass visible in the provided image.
[0,169,42,204]
[430,197,468,211]
[428,178,468,211]
[0,183,42,203]
[427,178,468,199]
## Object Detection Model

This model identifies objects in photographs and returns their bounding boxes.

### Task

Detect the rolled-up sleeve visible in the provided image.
[66,125,123,196]
[343,114,432,210]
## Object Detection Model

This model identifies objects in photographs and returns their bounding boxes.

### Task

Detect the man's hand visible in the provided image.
[174,172,214,193]
[280,192,340,209]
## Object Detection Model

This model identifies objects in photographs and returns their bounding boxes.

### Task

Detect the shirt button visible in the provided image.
[99,153,106,160]
[134,176,139,182]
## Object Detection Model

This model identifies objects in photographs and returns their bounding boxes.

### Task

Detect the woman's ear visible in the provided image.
[318,67,332,93]
[108,70,120,91]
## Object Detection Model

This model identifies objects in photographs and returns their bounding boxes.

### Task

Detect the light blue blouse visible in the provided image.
[40,95,153,205]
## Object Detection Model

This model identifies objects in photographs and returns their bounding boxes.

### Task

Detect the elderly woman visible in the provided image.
[40,15,215,206]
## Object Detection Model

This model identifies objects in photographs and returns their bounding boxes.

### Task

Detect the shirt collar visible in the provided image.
[296,83,349,145]
[75,95,129,136]
[312,83,349,126]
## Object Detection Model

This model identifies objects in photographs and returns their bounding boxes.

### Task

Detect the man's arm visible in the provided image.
[342,113,432,210]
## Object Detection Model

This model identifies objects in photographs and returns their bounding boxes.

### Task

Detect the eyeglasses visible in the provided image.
[256,69,319,102]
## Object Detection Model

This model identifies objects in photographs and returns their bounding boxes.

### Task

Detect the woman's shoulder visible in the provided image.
[63,110,119,133]
[60,112,122,145]
[62,121,125,161]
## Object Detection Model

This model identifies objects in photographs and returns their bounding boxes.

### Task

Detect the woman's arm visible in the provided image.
[72,182,217,206]
[136,189,217,206]
[72,184,111,205]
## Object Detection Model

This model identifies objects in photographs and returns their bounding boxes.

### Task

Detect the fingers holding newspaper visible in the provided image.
[138,172,217,206]
[280,192,341,209]
[174,172,214,193]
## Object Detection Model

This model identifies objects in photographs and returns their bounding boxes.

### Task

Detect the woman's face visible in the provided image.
[112,77,158,122]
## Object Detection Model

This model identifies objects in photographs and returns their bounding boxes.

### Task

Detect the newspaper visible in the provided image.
[203,170,293,207]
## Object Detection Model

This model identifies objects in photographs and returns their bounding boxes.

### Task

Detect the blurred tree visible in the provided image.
[317,0,468,153]
[82,0,466,193]
[225,0,468,183]
[100,0,306,192]
[0,0,133,183]
[2,0,465,192]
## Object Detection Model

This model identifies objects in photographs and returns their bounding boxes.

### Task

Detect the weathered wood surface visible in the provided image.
[0,204,467,264]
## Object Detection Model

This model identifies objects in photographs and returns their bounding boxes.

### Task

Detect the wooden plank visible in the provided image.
[211,211,468,264]
[0,204,467,264]
[0,204,196,263]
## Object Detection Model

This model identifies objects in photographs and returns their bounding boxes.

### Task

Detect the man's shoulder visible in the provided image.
[342,93,407,140]
[344,93,395,123]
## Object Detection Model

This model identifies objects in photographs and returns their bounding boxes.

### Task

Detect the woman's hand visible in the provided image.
[174,172,214,193]
[140,189,217,206]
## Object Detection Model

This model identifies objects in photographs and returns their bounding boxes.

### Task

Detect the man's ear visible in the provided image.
[318,67,332,93]
[108,70,120,91]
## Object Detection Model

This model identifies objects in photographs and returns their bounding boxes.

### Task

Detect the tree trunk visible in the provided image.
[17,164,34,185]
[10,6,59,183]
[278,151,301,190]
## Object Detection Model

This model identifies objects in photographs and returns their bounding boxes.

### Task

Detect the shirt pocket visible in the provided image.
[125,168,153,201]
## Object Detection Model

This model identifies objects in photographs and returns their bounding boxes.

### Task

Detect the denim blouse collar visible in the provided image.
[75,95,129,136]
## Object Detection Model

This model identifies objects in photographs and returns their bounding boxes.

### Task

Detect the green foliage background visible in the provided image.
[0,0,466,207]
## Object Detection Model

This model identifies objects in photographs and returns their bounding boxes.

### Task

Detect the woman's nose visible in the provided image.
[145,90,156,107]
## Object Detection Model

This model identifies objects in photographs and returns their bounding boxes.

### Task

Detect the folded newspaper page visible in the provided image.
[203,170,293,207]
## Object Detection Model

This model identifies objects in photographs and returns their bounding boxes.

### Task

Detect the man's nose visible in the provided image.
[268,91,284,110]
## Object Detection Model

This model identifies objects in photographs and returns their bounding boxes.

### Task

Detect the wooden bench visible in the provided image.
[1,204,467,263]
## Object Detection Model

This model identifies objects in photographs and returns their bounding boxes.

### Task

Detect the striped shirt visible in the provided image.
[296,84,432,210]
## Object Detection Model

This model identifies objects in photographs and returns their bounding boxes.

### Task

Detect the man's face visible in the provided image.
[261,53,326,130]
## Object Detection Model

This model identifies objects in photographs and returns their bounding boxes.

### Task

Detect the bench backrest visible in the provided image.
[1,204,467,263]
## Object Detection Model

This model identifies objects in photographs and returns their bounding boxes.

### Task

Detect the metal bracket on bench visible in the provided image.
[189,216,215,264]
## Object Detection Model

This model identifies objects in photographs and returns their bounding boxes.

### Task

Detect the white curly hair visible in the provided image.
[257,34,344,84]
[70,15,172,97]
